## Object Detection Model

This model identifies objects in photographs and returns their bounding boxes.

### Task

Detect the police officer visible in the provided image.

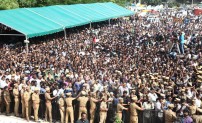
[164,104,177,123]
[45,87,57,123]
[21,85,26,118]
[117,98,128,120]
[65,92,76,123]
[3,86,11,116]
[89,92,100,123]
[24,86,32,121]
[77,91,89,120]
[100,97,108,123]
[13,83,19,117]
[187,100,202,123]
[58,93,65,123]
[32,87,40,122]
[129,96,144,123]
[0,88,2,113]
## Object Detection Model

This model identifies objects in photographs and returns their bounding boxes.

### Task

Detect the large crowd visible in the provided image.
[0,8,202,123]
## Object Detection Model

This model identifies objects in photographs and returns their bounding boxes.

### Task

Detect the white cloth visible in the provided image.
[148,93,158,102]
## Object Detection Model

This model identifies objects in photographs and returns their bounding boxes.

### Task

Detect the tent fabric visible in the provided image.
[0,2,134,39]
[0,9,63,38]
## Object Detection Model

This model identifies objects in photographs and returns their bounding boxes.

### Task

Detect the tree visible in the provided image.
[18,0,37,7]
[0,0,19,10]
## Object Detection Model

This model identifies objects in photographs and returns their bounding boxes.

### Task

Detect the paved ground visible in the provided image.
[0,114,52,123]
[0,115,36,123]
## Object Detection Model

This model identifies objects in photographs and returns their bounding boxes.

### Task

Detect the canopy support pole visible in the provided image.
[108,19,111,26]
[64,28,67,40]
[90,22,92,29]
[0,34,25,36]
[24,36,29,54]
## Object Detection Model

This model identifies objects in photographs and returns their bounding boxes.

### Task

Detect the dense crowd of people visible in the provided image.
[0,8,202,123]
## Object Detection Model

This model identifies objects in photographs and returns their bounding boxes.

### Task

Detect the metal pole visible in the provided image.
[108,19,110,26]
[0,34,25,36]
[192,0,193,7]
[90,22,92,29]
[64,28,67,40]
[24,36,29,54]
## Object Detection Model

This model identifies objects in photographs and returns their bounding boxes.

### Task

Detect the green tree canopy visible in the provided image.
[0,0,19,10]
[18,0,37,7]
[0,0,132,10]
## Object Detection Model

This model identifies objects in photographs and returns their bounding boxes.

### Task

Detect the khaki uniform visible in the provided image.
[116,103,125,120]
[100,101,108,123]
[129,102,142,123]
[164,109,177,123]
[24,91,32,121]
[32,92,40,121]
[58,97,65,123]
[3,90,11,115]
[21,89,25,118]
[13,88,19,116]
[0,89,2,112]
[189,105,202,123]
[45,92,53,122]
[77,96,88,120]
[90,97,97,123]
[65,97,75,123]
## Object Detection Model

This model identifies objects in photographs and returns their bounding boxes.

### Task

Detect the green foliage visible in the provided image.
[167,2,180,7]
[0,0,19,10]
[114,115,123,123]
[0,0,130,9]
[142,0,162,5]
[18,0,37,7]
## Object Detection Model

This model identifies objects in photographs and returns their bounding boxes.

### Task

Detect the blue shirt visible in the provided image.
[74,82,82,92]
[179,34,185,44]
[182,116,193,123]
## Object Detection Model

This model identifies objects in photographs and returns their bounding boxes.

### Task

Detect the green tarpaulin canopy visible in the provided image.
[0,2,134,39]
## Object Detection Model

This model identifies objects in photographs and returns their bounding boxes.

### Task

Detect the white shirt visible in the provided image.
[6,75,11,80]
[118,86,129,96]
[30,86,36,92]
[143,102,154,109]
[36,79,41,88]
[0,80,7,88]
[195,98,201,108]
[15,75,20,81]
[155,101,162,110]
[57,88,64,97]
[148,93,158,102]
[53,89,58,97]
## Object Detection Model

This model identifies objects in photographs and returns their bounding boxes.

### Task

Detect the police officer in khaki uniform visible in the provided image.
[0,88,3,113]
[32,87,40,122]
[89,92,100,123]
[99,97,108,123]
[65,92,76,123]
[129,96,144,123]
[187,100,202,123]
[58,93,65,123]
[3,86,11,115]
[45,87,56,123]
[24,86,32,121]
[21,85,26,118]
[13,83,19,117]
[164,104,177,123]
[77,91,89,120]
[116,98,128,120]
